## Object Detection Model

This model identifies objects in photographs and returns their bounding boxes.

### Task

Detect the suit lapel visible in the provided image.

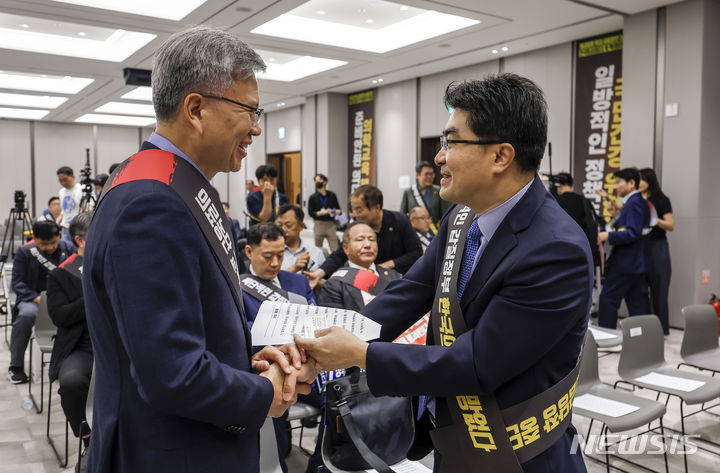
[347,285,367,311]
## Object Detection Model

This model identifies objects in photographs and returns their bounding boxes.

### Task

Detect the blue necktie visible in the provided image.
[457,220,482,300]
[418,219,482,420]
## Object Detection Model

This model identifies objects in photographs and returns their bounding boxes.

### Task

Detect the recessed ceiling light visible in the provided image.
[372,80,377,84]
[121,86,152,101]
[0,92,67,109]
[502,46,509,52]
[268,57,276,62]
[377,78,383,82]
[492,49,499,54]
[50,0,208,21]
[0,13,155,62]
[75,113,155,126]
[95,101,155,116]
[255,49,347,82]
[277,102,285,107]
[0,107,49,119]
[252,0,480,54]
[316,10,326,15]
[78,31,86,36]
[20,23,29,28]
[0,70,93,94]
[400,5,409,11]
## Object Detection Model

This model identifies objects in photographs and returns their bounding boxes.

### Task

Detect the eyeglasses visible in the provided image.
[439,135,505,151]
[201,95,264,126]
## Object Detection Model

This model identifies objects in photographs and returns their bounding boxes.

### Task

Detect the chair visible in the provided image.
[28,291,55,414]
[1,264,11,347]
[75,368,95,473]
[287,402,322,455]
[587,325,622,355]
[573,332,668,473]
[679,304,720,373]
[259,417,284,473]
[617,315,720,473]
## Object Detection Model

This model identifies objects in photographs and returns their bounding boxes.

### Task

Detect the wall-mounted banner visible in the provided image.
[573,32,623,222]
[347,90,375,195]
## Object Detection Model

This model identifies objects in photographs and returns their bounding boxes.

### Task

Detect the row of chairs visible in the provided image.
[575,305,720,473]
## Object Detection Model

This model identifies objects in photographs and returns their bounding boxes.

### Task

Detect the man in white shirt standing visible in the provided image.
[57,166,82,228]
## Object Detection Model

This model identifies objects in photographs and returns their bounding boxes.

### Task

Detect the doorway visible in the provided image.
[267,151,302,206]
[419,136,442,186]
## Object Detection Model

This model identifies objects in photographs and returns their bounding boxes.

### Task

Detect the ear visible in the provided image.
[182,93,205,135]
[342,242,350,256]
[244,245,253,260]
[491,143,516,174]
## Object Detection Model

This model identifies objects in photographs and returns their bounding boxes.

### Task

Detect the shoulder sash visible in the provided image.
[59,254,83,280]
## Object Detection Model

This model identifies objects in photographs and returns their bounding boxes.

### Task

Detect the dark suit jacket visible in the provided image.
[362,177,593,473]
[318,265,401,312]
[11,240,74,303]
[607,192,649,274]
[242,270,316,323]
[320,210,422,275]
[400,183,452,224]
[47,258,92,382]
[83,142,273,473]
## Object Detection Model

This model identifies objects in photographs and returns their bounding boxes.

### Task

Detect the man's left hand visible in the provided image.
[598,231,609,244]
[378,260,395,269]
[294,327,369,371]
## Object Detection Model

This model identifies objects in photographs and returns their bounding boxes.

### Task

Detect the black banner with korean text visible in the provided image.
[573,32,623,222]
[348,90,376,195]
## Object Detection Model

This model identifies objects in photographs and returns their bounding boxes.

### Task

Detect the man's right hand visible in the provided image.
[303,268,325,288]
[33,295,41,304]
[292,252,311,272]
[259,362,311,418]
[261,181,275,199]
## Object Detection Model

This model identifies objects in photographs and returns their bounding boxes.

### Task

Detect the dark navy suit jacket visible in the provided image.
[606,192,649,274]
[242,270,316,323]
[11,240,75,303]
[362,177,593,473]
[83,143,274,473]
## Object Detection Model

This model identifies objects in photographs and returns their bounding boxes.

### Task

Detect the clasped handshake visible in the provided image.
[252,326,370,418]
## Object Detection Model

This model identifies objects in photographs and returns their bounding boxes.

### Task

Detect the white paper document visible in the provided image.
[365,459,432,473]
[635,372,706,392]
[588,327,618,341]
[573,393,640,417]
[251,301,382,345]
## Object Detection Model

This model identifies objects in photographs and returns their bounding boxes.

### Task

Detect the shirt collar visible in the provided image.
[285,244,306,256]
[148,132,208,181]
[348,260,377,274]
[249,266,281,288]
[475,177,534,242]
[621,190,639,204]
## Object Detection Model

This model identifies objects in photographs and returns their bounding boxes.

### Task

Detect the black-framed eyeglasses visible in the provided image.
[202,95,264,126]
[439,135,505,151]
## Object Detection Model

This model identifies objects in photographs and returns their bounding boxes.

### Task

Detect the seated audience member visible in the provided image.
[408,206,435,252]
[241,223,316,473]
[305,185,422,285]
[47,212,93,469]
[319,222,400,311]
[247,164,289,225]
[246,179,259,194]
[43,197,63,225]
[222,201,244,243]
[57,166,82,228]
[275,204,325,273]
[400,161,450,234]
[8,220,75,383]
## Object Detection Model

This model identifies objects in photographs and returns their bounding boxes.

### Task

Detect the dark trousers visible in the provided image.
[645,238,672,335]
[9,301,38,368]
[598,271,648,329]
[57,350,93,438]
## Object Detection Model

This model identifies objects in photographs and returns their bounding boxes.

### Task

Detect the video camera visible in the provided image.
[14,190,27,212]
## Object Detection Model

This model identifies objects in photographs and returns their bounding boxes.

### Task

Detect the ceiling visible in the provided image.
[0,0,687,126]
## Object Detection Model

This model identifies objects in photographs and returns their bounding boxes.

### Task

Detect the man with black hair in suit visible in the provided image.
[247,164,289,225]
[597,167,650,329]
[8,220,75,384]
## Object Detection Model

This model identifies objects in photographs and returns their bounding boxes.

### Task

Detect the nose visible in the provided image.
[434,149,446,167]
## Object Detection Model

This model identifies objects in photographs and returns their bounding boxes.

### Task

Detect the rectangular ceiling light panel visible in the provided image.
[254,49,347,82]
[95,101,155,116]
[0,107,49,119]
[51,0,207,21]
[251,0,479,53]
[0,13,156,62]
[0,71,93,94]
[0,92,67,108]
[121,86,153,101]
[75,113,156,126]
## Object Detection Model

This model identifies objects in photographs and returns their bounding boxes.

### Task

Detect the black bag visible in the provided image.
[322,367,414,473]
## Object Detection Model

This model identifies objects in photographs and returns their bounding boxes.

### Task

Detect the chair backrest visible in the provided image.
[258,418,284,473]
[85,367,95,425]
[618,315,666,379]
[577,331,600,394]
[34,292,56,345]
[681,304,719,358]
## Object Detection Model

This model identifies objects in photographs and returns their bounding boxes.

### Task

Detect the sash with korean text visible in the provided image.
[59,253,83,280]
[27,245,59,273]
[411,184,438,235]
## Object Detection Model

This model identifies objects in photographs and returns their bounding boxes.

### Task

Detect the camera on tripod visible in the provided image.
[14,190,27,212]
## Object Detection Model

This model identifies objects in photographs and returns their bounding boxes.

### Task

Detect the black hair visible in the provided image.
[315,173,328,182]
[278,204,304,222]
[614,168,640,189]
[415,161,434,174]
[48,196,60,206]
[352,185,383,210]
[443,73,548,173]
[94,174,109,187]
[342,221,373,245]
[221,201,229,208]
[639,168,665,198]
[255,164,278,181]
[56,166,74,176]
[246,222,285,247]
[32,220,61,240]
[109,163,121,174]
[555,172,573,187]
[69,212,92,240]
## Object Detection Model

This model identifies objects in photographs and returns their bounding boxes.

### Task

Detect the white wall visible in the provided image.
[376,80,418,212]
[0,120,32,223]
[97,125,141,175]
[316,93,349,212]
[265,106,302,154]
[301,98,317,210]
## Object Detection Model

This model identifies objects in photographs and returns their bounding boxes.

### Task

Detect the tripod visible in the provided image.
[79,148,96,212]
[0,205,34,345]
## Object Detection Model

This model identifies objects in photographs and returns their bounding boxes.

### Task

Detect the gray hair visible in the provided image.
[152,26,266,122]
[69,212,92,239]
